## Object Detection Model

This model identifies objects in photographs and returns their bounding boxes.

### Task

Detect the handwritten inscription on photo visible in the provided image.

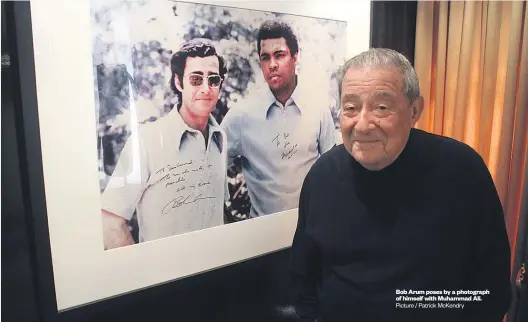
[272,132,300,160]
[155,160,216,215]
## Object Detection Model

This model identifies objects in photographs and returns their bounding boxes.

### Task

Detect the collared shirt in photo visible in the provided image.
[221,82,337,218]
[101,108,228,242]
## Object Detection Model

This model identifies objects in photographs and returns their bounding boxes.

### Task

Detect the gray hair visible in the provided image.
[337,48,420,105]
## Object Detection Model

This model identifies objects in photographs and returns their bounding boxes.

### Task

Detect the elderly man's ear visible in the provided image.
[411,96,425,126]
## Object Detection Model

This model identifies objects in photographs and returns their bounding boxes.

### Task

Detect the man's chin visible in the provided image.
[350,152,384,170]
[193,102,215,111]
[267,82,284,91]
[189,109,214,119]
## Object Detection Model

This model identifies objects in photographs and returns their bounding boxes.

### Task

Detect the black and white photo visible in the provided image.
[26,0,371,310]
[92,0,347,247]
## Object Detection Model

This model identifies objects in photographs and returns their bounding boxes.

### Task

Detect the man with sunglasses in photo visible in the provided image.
[221,20,337,219]
[101,38,229,249]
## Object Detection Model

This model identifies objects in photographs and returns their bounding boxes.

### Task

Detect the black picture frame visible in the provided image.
[5,2,296,321]
[3,1,333,321]
[5,1,58,320]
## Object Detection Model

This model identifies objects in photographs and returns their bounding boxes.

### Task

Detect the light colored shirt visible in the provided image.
[101,108,228,242]
[221,81,337,218]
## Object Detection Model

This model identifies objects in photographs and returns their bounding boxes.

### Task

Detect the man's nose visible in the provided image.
[354,108,373,133]
[269,58,278,70]
[199,80,211,93]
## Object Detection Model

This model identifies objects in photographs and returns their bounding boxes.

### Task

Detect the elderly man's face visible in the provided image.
[339,67,423,170]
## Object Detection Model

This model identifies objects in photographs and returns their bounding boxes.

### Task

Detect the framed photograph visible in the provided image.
[92,0,349,248]
[23,0,371,314]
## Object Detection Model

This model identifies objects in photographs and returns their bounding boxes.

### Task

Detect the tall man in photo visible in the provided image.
[101,38,228,249]
[221,20,337,218]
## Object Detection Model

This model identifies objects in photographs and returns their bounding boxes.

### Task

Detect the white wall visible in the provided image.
[29,0,371,311]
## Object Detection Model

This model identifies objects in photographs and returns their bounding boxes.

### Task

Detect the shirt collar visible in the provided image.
[168,107,225,153]
[289,83,305,110]
[263,75,304,118]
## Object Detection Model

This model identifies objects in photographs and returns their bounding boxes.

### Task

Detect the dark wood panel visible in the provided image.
[370,1,418,65]
[1,4,39,322]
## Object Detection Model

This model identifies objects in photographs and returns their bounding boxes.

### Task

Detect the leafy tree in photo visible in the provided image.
[92,1,345,228]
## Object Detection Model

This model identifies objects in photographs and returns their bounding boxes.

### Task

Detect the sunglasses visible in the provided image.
[186,73,223,88]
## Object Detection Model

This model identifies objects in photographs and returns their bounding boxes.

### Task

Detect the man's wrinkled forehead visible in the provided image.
[341,91,397,103]
[341,66,405,94]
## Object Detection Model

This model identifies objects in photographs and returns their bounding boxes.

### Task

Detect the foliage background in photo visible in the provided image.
[90,0,347,234]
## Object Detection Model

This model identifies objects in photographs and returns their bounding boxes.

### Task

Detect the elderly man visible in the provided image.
[101,38,228,249]
[221,19,336,218]
[290,48,511,322]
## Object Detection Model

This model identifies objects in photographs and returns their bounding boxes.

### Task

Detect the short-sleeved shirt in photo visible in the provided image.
[101,108,228,243]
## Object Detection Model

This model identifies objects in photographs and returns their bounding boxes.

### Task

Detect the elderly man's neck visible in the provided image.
[272,76,297,106]
[179,106,209,136]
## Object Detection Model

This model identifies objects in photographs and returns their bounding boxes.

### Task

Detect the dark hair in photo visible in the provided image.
[257,20,299,56]
[169,38,227,102]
